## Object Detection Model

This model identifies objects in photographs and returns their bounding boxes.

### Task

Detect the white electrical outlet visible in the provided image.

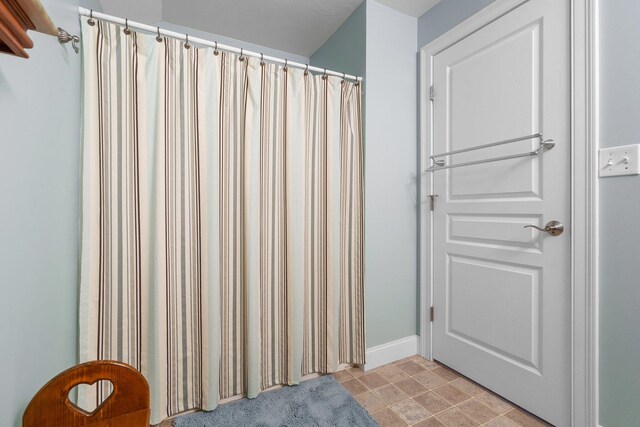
[599,144,640,177]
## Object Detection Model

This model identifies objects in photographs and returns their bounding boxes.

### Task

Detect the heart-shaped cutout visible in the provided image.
[68,380,114,416]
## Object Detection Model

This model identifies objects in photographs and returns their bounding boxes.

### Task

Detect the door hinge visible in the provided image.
[428,194,438,211]
[430,306,434,322]
[429,85,435,101]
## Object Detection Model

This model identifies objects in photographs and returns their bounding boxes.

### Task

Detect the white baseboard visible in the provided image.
[364,335,419,371]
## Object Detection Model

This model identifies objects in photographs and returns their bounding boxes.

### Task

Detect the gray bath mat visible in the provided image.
[172,375,378,426]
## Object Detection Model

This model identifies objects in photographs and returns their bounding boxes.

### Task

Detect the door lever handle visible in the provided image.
[524,220,564,236]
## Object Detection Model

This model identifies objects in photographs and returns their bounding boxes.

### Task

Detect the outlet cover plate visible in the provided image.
[599,144,640,177]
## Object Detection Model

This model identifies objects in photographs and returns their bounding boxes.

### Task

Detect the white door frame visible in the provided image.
[418,1,599,426]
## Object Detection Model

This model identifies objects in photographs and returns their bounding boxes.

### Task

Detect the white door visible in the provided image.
[430,0,570,425]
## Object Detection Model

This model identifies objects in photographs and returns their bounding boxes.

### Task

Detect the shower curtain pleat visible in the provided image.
[79,20,365,424]
[285,68,306,385]
[196,43,221,413]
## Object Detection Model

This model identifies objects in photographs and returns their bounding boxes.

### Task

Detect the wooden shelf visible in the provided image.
[0,0,57,58]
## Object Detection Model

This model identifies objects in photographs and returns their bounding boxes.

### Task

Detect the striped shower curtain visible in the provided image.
[79,20,364,424]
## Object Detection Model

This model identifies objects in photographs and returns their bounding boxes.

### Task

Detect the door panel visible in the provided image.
[448,255,540,369]
[447,20,542,199]
[448,214,543,250]
[431,0,570,425]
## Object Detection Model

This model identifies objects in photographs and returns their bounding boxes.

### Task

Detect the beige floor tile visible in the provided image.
[397,360,428,376]
[413,357,440,370]
[485,416,521,427]
[432,383,472,405]
[412,391,452,414]
[393,378,428,397]
[457,399,500,424]
[434,407,480,427]
[474,392,514,414]
[347,367,366,378]
[340,358,551,427]
[391,399,432,424]
[359,372,389,389]
[504,409,551,427]
[355,391,387,413]
[371,407,409,427]
[333,370,353,383]
[413,371,448,389]
[376,364,411,383]
[431,366,460,381]
[450,378,484,396]
[341,378,368,396]
[413,417,446,427]
[373,384,410,406]
[409,355,438,367]
[393,357,413,365]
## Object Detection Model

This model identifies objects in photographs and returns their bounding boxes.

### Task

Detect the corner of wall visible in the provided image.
[309,2,366,78]
[364,0,419,348]
[365,335,419,370]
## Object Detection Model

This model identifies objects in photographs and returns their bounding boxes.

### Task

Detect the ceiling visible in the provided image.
[99,0,442,57]
[376,0,441,17]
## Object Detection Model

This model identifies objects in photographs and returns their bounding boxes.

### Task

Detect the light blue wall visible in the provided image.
[417,0,497,47]
[311,0,418,348]
[364,0,418,347]
[310,1,366,173]
[598,1,640,425]
[0,0,99,424]
[311,2,369,340]
[310,3,366,79]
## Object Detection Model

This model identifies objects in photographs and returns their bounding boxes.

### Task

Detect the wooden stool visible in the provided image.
[23,360,150,426]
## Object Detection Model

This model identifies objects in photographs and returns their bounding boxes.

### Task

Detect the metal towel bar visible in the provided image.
[425,133,555,172]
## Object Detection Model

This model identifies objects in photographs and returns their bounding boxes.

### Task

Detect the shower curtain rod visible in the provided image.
[78,7,363,83]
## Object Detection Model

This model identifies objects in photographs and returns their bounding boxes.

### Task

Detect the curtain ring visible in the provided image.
[355,76,360,87]
[184,34,191,49]
[156,26,163,43]
[283,59,288,72]
[239,48,245,61]
[123,18,131,35]
[214,41,219,56]
[304,64,309,76]
[341,72,346,84]
[260,53,265,66]
[88,9,95,26]
[322,68,328,80]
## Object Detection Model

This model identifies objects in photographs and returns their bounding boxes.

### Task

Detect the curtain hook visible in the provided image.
[322,68,328,80]
[123,18,131,35]
[283,59,288,72]
[88,9,95,26]
[156,26,163,43]
[214,41,219,56]
[304,64,309,76]
[260,53,265,66]
[239,48,244,61]
[184,34,191,49]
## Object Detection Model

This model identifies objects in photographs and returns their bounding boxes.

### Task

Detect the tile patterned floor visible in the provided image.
[333,355,552,427]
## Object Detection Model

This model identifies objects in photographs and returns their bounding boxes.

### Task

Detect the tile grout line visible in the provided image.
[377,363,495,422]
[336,356,547,427]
